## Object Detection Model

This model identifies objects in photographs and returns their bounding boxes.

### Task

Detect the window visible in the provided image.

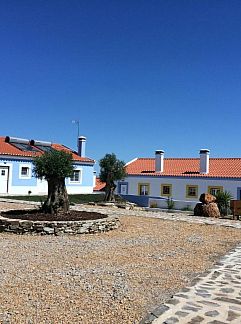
[19,165,31,179]
[138,183,150,196]
[186,185,198,198]
[21,167,29,176]
[70,170,82,183]
[161,184,172,196]
[208,186,223,196]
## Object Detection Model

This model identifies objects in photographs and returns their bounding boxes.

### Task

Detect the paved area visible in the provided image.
[141,245,241,324]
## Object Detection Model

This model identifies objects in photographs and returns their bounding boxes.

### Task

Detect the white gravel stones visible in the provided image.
[0,201,241,323]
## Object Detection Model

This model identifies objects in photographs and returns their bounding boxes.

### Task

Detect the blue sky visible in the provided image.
[1,0,241,166]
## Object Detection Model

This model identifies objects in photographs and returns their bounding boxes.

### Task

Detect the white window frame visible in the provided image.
[69,168,82,184]
[208,186,223,196]
[138,183,150,196]
[19,164,31,179]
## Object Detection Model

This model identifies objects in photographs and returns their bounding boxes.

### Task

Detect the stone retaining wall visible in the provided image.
[0,215,120,235]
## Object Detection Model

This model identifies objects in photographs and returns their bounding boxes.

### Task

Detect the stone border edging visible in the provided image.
[0,214,120,235]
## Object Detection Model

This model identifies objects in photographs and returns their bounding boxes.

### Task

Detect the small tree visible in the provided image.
[33,150,74,214]
[99,153,126,201]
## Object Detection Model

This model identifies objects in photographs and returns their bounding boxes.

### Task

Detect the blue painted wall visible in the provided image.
[11,159,37,186]
[0,157,94,189]
[121,194,166,207]
[67,163,94,187]
[117,182,129,194]
[81,164,94,186]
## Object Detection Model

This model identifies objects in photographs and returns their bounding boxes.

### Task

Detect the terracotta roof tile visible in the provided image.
[93,178,106,191]
[0,136,94,164]
[126,157,241,178]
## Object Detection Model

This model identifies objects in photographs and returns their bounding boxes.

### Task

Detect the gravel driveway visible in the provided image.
[0,201,241,323]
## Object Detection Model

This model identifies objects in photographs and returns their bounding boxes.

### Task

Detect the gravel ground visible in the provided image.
[0,202,241,323]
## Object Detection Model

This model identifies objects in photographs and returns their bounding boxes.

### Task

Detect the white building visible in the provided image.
[117,149,241,209]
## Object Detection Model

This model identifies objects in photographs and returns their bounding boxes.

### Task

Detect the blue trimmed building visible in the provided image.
[0,136,95,195]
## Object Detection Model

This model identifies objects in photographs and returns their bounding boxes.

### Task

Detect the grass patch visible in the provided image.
[0,195,46,202]
[0,193,125,205]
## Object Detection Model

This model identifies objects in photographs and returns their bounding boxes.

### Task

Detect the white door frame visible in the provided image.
[120,183,128,195]
[0,166,9,194]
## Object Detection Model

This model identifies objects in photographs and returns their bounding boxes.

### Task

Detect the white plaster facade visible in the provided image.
[118,176,241,209]
[117,149,241,209]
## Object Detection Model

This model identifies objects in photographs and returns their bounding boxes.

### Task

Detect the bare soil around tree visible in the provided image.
[1,209,106,221]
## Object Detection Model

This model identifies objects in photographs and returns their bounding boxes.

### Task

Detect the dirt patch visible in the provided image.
[1,209,107,221]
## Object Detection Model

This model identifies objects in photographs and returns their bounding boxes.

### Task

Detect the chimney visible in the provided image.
[78,136,86,157]
[155,150,164,172]
[93,171,97,188]
[199,149,210,174]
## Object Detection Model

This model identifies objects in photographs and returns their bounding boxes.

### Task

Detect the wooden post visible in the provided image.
[230,200,241,220]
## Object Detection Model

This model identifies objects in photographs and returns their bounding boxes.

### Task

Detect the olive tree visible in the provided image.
[99,153,126,201]
[33,150,74,214]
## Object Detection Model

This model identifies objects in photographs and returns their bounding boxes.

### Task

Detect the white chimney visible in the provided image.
[155,150,164,172]
[200,149,210,174]
[78,136,86,157]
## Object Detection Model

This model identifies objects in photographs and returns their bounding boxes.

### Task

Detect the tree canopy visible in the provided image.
[99,153,126,201]
[33,150,74,214]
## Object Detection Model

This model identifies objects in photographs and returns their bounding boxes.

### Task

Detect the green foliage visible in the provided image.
[0,195,46,202]
[33,150,74,181]
[215,190,233,216]
[167,197,175,210]
[99,153,126,184]
[99,153,126,201]
[32,150,74,214]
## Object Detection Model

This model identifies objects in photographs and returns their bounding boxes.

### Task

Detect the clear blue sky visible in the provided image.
[1,0,241,166]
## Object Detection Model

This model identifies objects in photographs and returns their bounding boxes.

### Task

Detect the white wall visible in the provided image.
[66,186,93,194]
[149,198,197,210]
[124,176,241,208]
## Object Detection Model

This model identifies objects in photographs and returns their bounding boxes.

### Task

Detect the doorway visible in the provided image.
[120,183,128,195]
[237,188,241,200]
[0,167,9,194]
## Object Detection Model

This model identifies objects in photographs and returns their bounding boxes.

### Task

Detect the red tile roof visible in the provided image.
[0,136,95,164]
[126,157,241,179]
[93,177,106,191]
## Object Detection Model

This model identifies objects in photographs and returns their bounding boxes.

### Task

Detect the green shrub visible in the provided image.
[215,190,233,216]
[167,197,175,210]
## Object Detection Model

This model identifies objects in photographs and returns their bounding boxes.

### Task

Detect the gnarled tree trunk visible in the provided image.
[43,178,69,214]
[104,182,116,202]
